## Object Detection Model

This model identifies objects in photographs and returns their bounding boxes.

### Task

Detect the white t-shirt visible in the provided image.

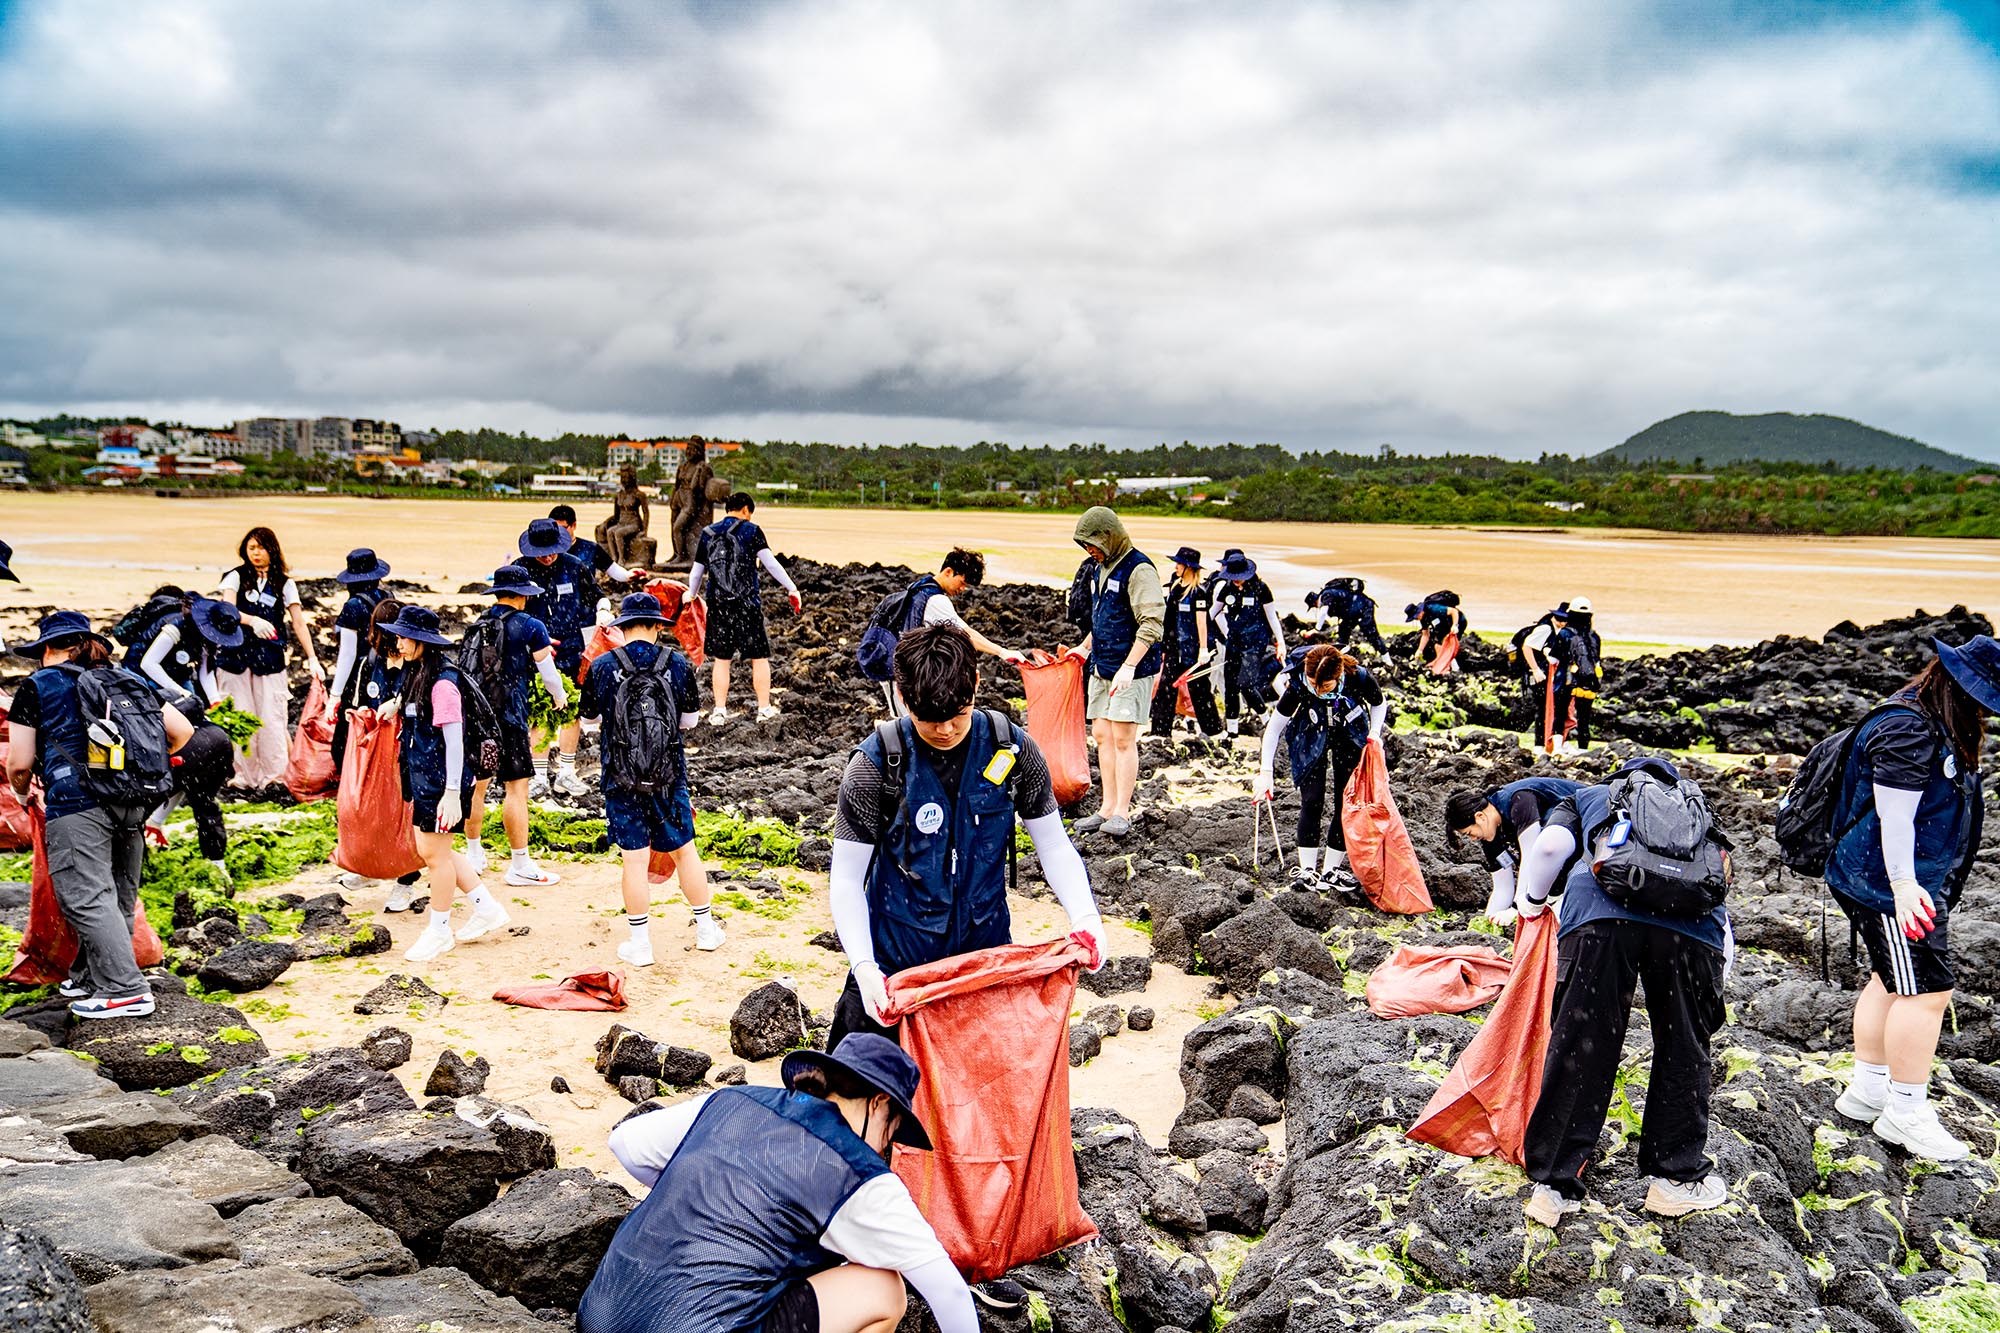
[921,589,965,630]
[218,569,301,615]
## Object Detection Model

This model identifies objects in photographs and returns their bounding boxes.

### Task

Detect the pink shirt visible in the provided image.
[430,679,463,727]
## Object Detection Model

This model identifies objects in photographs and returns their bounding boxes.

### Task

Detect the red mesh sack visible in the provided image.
[1365,943,1512,1019]
[578,625,625,682]
[1407,911,1560,1165]
[0,707,30,851]
[1429,631,1461,676]
[1342,739,1432,914]
[642,579,705,667]
[4,804,164,985]
[880,937,1100,1283]
[332,710,422,880]
[493,970,627,1010]
[1019,651,1090,808]
[283,676,338,803]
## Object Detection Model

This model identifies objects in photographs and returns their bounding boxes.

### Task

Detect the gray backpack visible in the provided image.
[1591,760,1732,918]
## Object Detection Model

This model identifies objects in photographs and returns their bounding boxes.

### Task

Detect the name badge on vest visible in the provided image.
[557,583,574,596]
[252,590,274,606]
[1105,579,1121,592]
[1946,753,1959,780]
[404,703,419,719]
[914,802,946,835]
[983,751,1016,784]
[175,650,191,665]
[366,681,382,700]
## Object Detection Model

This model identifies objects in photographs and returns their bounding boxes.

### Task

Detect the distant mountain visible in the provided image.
[1600,411,1982,473]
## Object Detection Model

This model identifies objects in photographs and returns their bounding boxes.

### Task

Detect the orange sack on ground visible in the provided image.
[1406,911,1560,1166]
[3,805,164,985]
[0,708,30,851]
[1429,631,1461,676]
[880,938,1100,1283]
[284,676,339,803]
[1342,739,1433,914]
[493,970,627,1011]
[1020,651,1090,808]
[332,710,423,881]
[1366,943,1512,1019]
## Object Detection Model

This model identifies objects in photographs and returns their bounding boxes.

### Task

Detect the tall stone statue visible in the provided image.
[668,440,717,569]
[597,464,653,567]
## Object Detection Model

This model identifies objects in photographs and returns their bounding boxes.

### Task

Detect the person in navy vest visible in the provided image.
[579,1033,979,1333]
[331,599,426,913]
[688,493,802,726]
[323,547,393,776]
[212,526,322,788]
[1212,549,1286,742]
[1406,593,1468,673]
[828,624,1105,1050]
[516,517,644,798]
[1148,547,1225,748]
[580,592,721,967]
[1443,777,1585,923]
[879,549,1024,717]
[136,594,244,710]
[1255,645,1387,894]
[1512,757,1733,1228]
[1306,576,1386,653]
[7,612,195,1020]
[1824,637,1997,1164]
[1064,506,1165,838]
[1551,598,1602,752]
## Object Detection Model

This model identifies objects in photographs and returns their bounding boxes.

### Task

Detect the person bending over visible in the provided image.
[1256,645,1386,895]
[879,548,1024,716]
[1443,777,1584,923]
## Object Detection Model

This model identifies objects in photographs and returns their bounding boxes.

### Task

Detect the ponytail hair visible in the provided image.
[789,1063,879,1103]
[1302,644,1358,688]
[69,636,112,670]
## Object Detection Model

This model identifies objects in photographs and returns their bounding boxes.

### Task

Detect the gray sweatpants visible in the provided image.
[46,804,148,999]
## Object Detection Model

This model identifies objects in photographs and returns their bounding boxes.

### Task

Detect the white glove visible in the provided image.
[550,686,569,711]
[1891,876,1937,940]
[1490,908,1520,930]
[1001,649,1027,665]
[435,789,463,832]
[1070,912,1109,972]
[1527,666,1545,684]
[1110,664,1136,697]
[1254,771,1274,802]
[853,961,891,1025]
[1515,878,1548,919]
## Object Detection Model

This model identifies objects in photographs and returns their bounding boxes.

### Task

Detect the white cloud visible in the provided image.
[1,0,1996,456]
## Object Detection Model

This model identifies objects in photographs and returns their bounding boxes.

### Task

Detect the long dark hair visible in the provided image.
[1908,659,1986,768]
[401,637,444,710]
[367,599,404,657]
[238,527,288,583]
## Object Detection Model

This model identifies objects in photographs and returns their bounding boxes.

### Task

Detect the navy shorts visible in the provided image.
[605,786,697,854]
[762,1281,816,1333]
[411,788,468,835]
[553,636,584,678]
[494,722,537,782]
[705,604,771,661]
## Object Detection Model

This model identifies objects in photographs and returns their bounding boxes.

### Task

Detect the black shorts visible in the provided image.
[495,723,538,783]
[1834,890,1955,996]
[763,1280,817,1333]
[706,604,771,661]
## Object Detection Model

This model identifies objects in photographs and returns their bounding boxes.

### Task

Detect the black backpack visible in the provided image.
[420,660,502,780]
[857,580,926,684]
[871,710,1019,894]
[1774,702,1918,877]
[45,663,174,809]
[1588,760,1732,918]
[1064,559,1096,637]
[458,610,515,711]
[1506,616,1554,679]
[1424,589,1461,608]
[703,519,759,601]
[111,591,184,650]
[602,646,685,794]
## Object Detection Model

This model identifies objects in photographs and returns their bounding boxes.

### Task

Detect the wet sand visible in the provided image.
[4,492,1993,646]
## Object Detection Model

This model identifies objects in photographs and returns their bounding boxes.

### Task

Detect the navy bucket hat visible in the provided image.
[518,518,573,559]
[0,539,16,582]
[383,605,454,647]
[12,610,107,657]
[337,548,391,584]
[188,597,247,649]
[1932,636,2000,715]
[782,1033,932,1151]
[1172,546,1202,570]
[610,592,668,628]
[484,564,543,599]
[1218,551,1257,582]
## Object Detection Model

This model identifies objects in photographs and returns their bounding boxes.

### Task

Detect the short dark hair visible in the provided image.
[548,504,577,524]
[789,1062,880,1103]
[1442,789,1490,849]
[940,548,985,586]
[726,492,755,513]
[893,624,978,722]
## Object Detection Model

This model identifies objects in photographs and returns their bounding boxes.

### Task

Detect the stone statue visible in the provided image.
[597,464,653,568]
[668,440,717,569]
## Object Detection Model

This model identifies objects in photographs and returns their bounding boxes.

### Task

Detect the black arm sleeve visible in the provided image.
[1506,789,1545,834]
[1861,713,1939,791]
[833,751,885,845]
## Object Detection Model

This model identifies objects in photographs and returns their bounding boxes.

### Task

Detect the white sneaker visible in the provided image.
[708,707,730,727]
[527,773,550,799]
[1873,1104,1971,1163]
[57,979,90,1000]
[404,921,456,963]
[617,939,655,968]
[383,882,414,912]
[337,872,379,892]
[553,768,590,798]
[1835,1084,1887,1123]
[464,842,488,877]
[1523,1185,1579,1228]
[695,918,726,952]
[505,862,561,886]
[1643,1174,1729,1217]
[755,705,781,723]
[454,901,512,942]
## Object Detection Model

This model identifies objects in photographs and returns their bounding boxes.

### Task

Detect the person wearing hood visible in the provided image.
[1212,550,1286,740]
[1062,507,1165,837]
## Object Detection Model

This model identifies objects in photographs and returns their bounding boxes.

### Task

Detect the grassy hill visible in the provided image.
[1601,411,1981,473]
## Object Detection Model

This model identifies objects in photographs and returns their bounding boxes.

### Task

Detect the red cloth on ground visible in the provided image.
[492,970,627,1010]
[284,676,338,803]
[0,707,30,851]
[1406,912,1561,1166]
[1342,739,1433,914]
[3,804,164,985]
[880,938,1100,1283]
[1020,651,1090,807]
[1365,943,1512,1018]
[1429,632,1461,676]
[332,710,422,880]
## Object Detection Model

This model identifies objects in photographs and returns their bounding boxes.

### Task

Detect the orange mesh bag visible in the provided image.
[1342,739,1432,914]
[1406,911,1560,1165]
[332,710,423,881]
[880,938,1101,1282]
[4,804,163,984]
[493,970,627,1010]
[578,625,625,681]
[1019,651,1090,807]
[283,676,338,803]
[1365,943,1512,1019]
[1429,631,1461,675]
[0,708,30,851]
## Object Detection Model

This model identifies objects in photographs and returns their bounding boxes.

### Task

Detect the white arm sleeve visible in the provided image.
[757,548,798,596]
[1874,783,1922,883]
[1368,700,1388,738]
[607,1092,713,1187]
[830,838,877,968]
[607,561,638,582]
[441,719,464,783]
[1023,811,1097,925]
[904,1257,980,1333]
[1485,866,1517,918]
[820,1176,976,1333]
[1517,820,1545,861]
[534,654,568,701]
[140,624,190,696]
[1264,602,1286,651]
[1519,824,1576,907]
[196,658,218,705]
[685,563,705,598]
[329,628,360,701]
[1259,711,1288,776]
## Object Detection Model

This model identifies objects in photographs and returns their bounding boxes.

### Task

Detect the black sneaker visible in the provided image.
[972,1279,1027,1313]
[1320,867,1363,895]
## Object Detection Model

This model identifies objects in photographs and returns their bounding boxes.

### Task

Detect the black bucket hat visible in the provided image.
[0,539,16,582]
[518,518,573,559]
[1172,546,1202,569]
[188,597,247,649]
[383,605,454,647]
[1218,551,1257,582]
[12,610,107,657]
[610,592,667,628]
[484,564,543,599]
[781,1033,932,1151]
[337,548,391,584]
[1933,636,2000,715]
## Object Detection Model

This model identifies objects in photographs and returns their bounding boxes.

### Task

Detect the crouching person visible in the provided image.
[1514,756,1733,1227]
[579,1034,978,1333]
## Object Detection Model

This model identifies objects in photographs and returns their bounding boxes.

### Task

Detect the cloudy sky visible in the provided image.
[1,0,1996,458]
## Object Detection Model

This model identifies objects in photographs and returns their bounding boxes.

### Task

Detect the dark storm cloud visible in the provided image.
[1,0,1997,456]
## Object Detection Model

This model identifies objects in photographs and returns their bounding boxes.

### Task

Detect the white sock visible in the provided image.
[429,909,452,929]
[558,753,577,776]
[627,914,649,946]
[1227,719,1241,735]
[532,756,549,782]
[690,903,712,925]
[1327,850,1349,869]
[1852,1061,1891,1101]
[1297,847,1320,873]
[1888,1078,1928,1113]
[511,846,532,870]
[468,885,496,911]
